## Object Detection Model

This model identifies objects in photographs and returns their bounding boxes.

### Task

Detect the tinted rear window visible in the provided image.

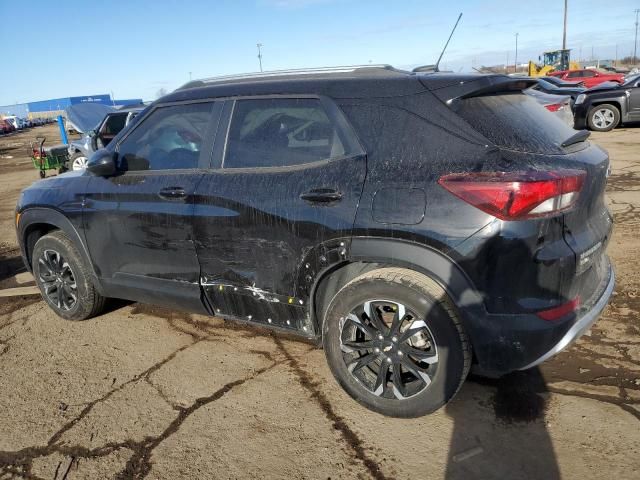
[455,93,577,154]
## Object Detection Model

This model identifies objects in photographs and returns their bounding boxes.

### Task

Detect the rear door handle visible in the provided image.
[158,187,186,200]
[300,188,343,203]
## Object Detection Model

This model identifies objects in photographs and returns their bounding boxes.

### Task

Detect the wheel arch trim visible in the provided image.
[310,237,486,337]
[348,238,485,310]
[18,208,101,289]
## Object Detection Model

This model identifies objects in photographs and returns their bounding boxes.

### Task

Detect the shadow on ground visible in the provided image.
[445,368,559,479]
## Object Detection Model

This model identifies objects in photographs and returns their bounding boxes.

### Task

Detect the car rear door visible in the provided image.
[192,96,366,333]
[83,101,221,312]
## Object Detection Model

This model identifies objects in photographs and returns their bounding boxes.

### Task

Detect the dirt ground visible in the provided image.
[0,124,638,480]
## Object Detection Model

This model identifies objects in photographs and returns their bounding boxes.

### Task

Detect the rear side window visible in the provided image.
[455,93,577,154]
[117,102,213,171]
[224,98,349,169]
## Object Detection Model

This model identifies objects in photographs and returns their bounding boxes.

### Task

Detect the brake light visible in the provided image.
[536,296,581,321]
[544,103,563,112]
[438,170,586,220]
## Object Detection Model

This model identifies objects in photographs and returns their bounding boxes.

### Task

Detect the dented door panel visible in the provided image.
[193,155,366,334]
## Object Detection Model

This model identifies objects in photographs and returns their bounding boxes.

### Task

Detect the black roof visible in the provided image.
[159,66,531,104]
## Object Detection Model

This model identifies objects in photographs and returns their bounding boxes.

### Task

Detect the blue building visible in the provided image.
[0,94,143,119]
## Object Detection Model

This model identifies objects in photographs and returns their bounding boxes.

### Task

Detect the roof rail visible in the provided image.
[178,64,400,90]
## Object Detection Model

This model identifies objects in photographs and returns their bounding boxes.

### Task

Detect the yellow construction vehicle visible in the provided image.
[528,49,580,77]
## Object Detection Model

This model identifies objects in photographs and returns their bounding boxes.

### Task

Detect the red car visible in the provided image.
[0,119,15,134]
[548,69,625,88]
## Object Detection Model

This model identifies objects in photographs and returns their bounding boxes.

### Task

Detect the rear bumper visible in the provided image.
[466,259,615,376]
[519,263,615,369]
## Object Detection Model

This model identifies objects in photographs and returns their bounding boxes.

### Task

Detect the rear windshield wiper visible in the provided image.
[561,130,590,148]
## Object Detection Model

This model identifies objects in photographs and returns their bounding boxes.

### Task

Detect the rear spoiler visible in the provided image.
[419,74,538,103]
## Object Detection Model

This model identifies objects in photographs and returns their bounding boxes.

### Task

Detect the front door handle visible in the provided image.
[300,188,343,203]
[158,187,186,200]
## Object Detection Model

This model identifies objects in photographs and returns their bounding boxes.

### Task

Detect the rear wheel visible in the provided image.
[32,231,106,320]
[322,268,471,417]
[587,104,620,132]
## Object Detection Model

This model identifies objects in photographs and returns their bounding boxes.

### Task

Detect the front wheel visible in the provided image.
[587,104,620,132]
[322,268,471,417]
[32,231,106,320]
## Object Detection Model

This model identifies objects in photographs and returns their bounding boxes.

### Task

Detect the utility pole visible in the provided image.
[256,43,264,72]
[562,0,568,50]
[515,33,519,73]
[634,9,639,63]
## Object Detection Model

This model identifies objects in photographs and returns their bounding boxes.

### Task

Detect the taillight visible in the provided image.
[438,170,586,220]
[544,103,564,112]
[536,296,581,321]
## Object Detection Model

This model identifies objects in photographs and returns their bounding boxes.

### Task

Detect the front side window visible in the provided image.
[567,71,582,78]
[224,98,347,169]
[582,70,596,78]
[117,102,213,171]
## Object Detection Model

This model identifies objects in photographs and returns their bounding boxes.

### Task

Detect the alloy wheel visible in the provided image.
[72,156,88,170]
[38,249,78,311]
[592,108,615,129]
[339,300,438,399]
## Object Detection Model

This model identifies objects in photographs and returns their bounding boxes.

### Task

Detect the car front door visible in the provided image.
[83,101,220,311]
[192,97,366,333]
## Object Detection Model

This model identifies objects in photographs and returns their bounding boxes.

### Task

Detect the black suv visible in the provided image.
[573,73,640,131]
[16,66,614,417]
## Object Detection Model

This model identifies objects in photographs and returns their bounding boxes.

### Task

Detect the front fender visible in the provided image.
[17,208,102,292]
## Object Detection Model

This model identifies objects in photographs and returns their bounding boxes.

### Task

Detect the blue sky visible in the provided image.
[1,0,638,104]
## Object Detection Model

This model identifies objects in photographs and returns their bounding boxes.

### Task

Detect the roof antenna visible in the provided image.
[412,13,462,73]
[435,13,463,72]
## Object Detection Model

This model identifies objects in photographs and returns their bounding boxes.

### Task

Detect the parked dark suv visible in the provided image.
[16,66,615,417]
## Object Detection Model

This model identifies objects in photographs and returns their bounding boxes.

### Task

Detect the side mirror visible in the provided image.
[86,149,116,176]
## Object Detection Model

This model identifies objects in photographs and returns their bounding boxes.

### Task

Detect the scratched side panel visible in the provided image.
[193,155,366,334]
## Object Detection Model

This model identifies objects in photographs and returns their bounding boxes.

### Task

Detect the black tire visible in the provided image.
[587,103,620,132]
[32,231,106,321]
[322,267,471,417]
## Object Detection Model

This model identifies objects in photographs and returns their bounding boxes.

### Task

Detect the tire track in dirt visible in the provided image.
[273,337,390,480]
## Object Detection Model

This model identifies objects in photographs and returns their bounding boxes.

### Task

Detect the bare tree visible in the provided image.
[156,88,168,99]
